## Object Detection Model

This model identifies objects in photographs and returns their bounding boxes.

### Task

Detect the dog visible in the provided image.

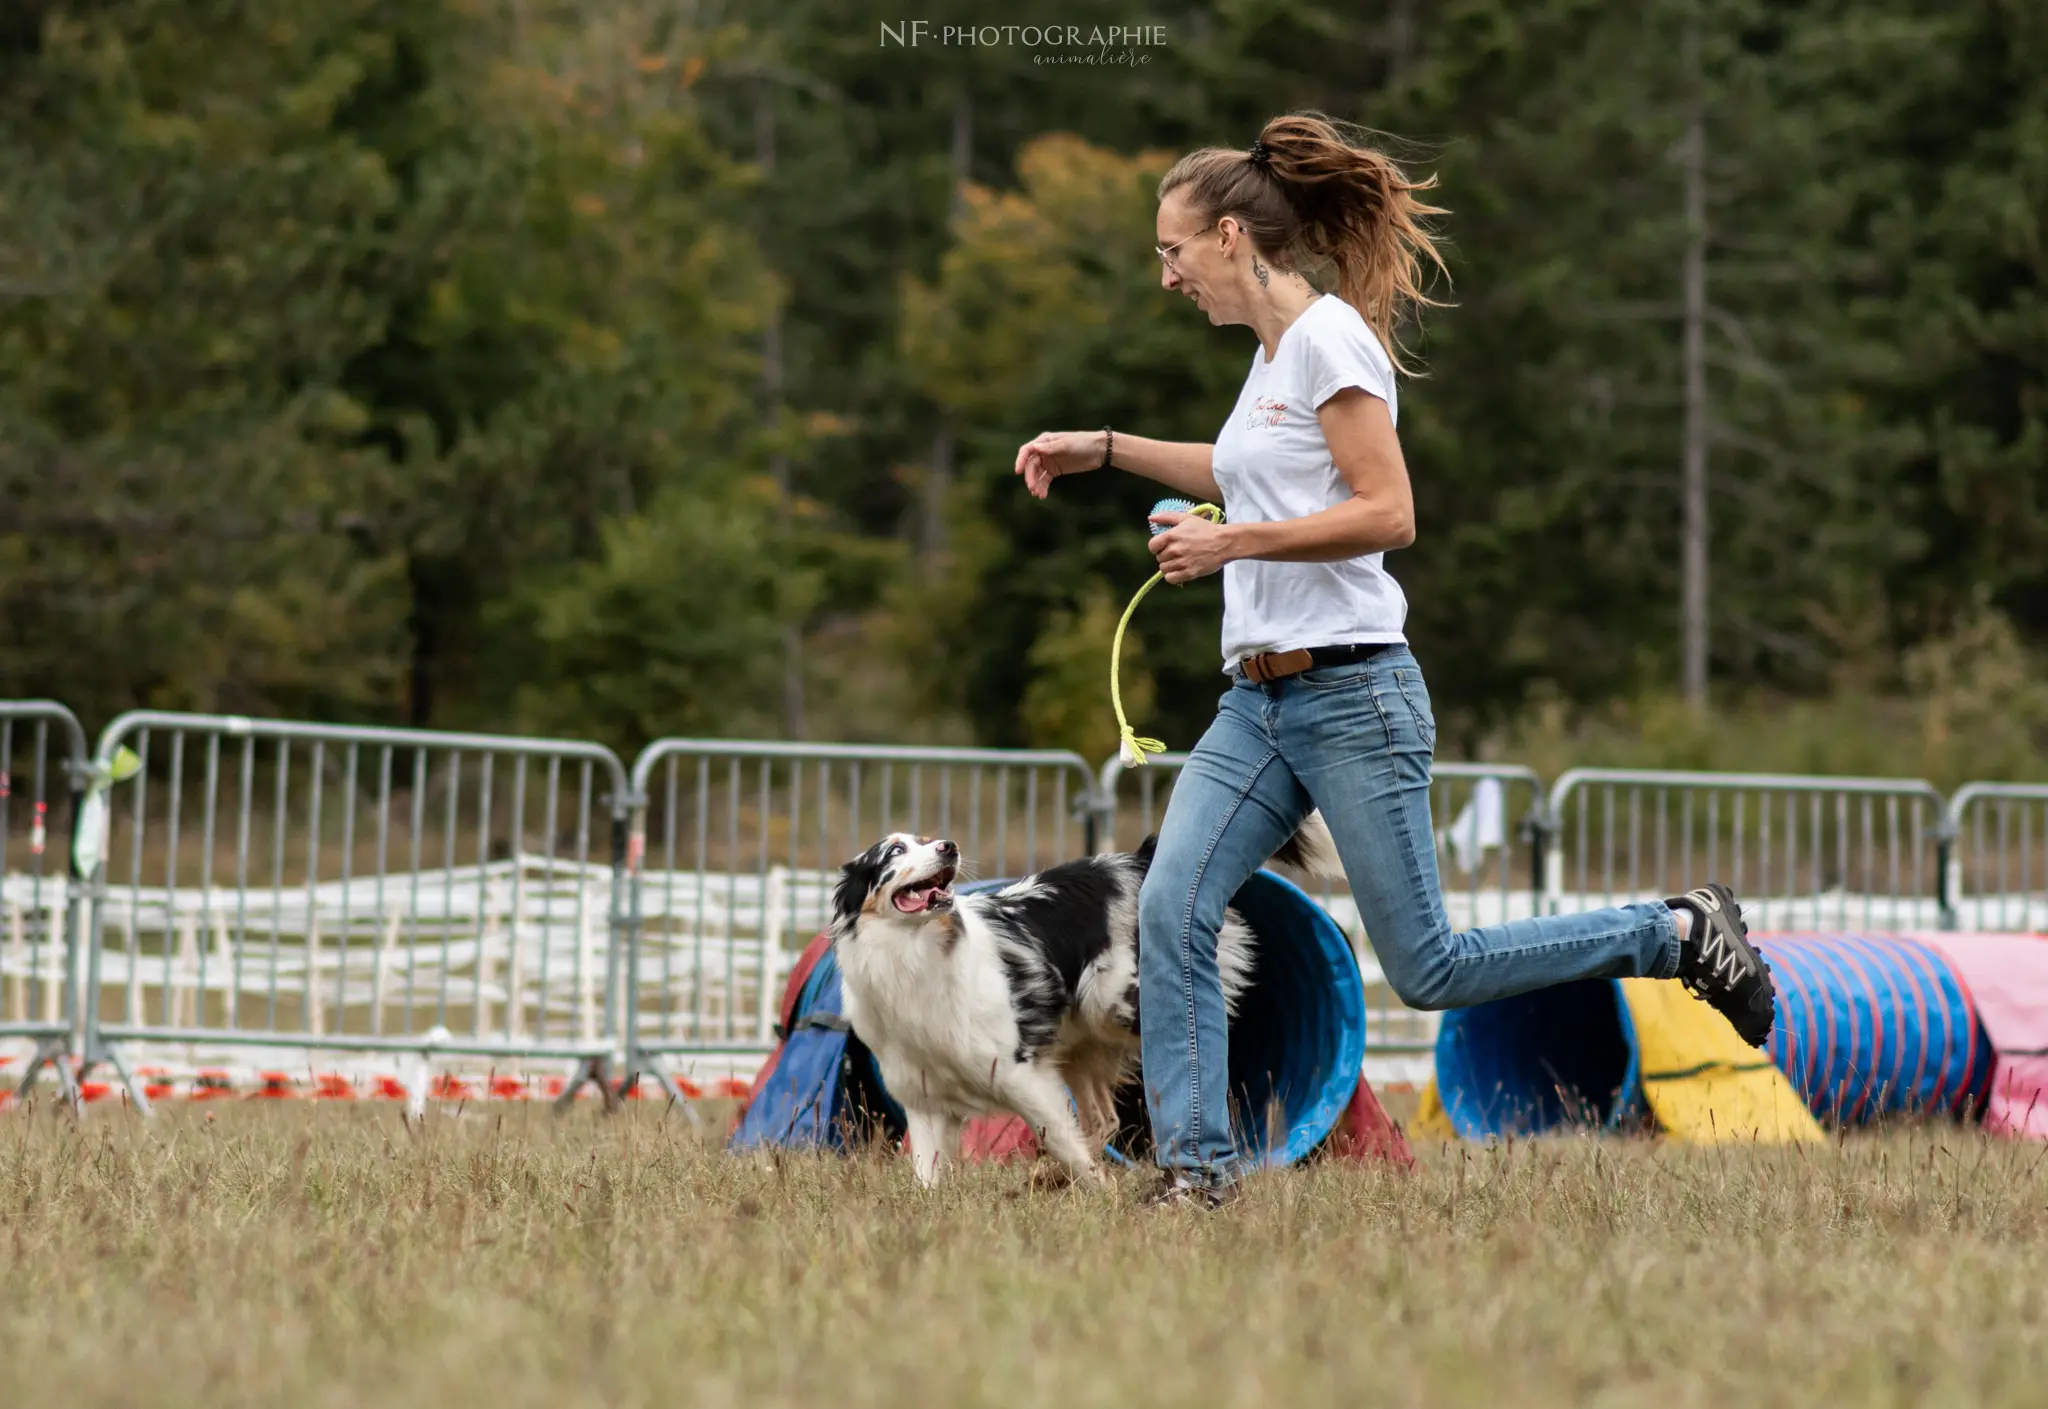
[829,814,1340,1187]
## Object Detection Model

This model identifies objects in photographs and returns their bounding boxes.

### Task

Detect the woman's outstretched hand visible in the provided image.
[1149,511,1234,584]
[1014,430,1106,500]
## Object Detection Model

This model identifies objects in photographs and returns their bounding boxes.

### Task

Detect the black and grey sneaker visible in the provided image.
[1668,882,1777,1047]
[1141,1172,1241,1212]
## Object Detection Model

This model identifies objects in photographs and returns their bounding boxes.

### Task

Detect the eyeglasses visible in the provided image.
[1155,222,1217,270]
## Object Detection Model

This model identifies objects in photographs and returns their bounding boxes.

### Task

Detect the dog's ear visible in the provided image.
[832,844,885,934]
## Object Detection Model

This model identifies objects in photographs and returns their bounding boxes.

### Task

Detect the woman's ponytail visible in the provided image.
[1159,111,1450,373]
[1258,114,1449,372]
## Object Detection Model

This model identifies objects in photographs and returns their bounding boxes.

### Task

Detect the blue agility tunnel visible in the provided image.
[1434,978,1648,1137]
[1216,869,1370,1164]
[731,869,1369,1165]
[1432,933,1996,1140]
[727,933,906,1153]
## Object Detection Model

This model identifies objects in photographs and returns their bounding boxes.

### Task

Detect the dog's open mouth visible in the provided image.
[893,867,956,914]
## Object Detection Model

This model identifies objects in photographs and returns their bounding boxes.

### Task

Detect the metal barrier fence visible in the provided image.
[617,739,1099,1101]
[1944,783,2048,934]
[0,701,89,1106]
[1092,754,1549,1053]
[1541,768,1950,933]
[8,693,2048,1111]
[76,712,633,1112]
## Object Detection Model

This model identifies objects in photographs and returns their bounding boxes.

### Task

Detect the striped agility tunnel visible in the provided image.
[1421,932,2048,1144]
[1759,933,1991,1124]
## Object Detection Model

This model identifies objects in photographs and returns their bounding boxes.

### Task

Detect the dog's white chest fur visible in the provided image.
[837,911,1017,1117]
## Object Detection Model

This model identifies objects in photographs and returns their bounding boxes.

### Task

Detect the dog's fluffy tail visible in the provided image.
[1267,810,1342,880]
[1132,810,1342,882]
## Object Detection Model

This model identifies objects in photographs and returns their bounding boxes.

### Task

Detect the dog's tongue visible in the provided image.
[894,885,932,914]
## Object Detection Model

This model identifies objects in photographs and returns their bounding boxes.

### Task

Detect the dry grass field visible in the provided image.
[1,1099,2044,1408]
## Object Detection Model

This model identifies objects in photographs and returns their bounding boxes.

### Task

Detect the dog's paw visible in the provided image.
[1027,1159,1106,1193]
[1027,1161,1074,1193]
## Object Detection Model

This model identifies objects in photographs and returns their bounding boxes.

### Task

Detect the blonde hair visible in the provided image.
[1158,112,1450,373]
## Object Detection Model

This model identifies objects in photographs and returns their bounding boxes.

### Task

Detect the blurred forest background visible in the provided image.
[3,0,2045,784]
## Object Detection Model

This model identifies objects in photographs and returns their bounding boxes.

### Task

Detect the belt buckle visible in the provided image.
[1249,648,1312,683]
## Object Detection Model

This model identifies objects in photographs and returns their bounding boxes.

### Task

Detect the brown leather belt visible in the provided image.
[1237,642,1391,684]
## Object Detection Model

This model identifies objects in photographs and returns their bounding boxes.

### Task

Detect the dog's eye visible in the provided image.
[885,843,905,860]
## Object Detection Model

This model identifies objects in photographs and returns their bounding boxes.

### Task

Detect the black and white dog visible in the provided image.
[830,816,1339,1187]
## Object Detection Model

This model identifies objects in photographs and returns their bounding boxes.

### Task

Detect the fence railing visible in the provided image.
[617,739,1099,1102]
[0,701,89,1106]
[75,712,633,1113]
[5,695,2046,1110]
[1540,768,1951,933]
[1944,783,2048,935]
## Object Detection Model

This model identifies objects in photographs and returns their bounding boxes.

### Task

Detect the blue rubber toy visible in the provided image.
[1148,497,1197,536]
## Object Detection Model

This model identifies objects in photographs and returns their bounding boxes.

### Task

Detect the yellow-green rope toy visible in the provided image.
[1112,498,1225,768]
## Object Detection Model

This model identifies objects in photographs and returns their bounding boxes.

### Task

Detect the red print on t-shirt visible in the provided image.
[1248,396,1288,428]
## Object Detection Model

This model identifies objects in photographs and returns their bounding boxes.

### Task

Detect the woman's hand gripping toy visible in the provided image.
[1147,498,1235,584]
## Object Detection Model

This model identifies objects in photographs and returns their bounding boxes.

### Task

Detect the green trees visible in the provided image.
[1377,0,2047,744]
[2,1,419,719]
[3,0,2041,760]
[2,0,789,738]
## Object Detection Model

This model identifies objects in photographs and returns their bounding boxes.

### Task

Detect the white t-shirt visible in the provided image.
[1209,294,1408,673]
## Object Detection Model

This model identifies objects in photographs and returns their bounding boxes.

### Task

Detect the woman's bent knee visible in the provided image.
[1371,931,1459,1011]
[1388,972,1456,1012]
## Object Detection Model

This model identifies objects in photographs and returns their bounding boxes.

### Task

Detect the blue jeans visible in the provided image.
[1135,644,1683,1186]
